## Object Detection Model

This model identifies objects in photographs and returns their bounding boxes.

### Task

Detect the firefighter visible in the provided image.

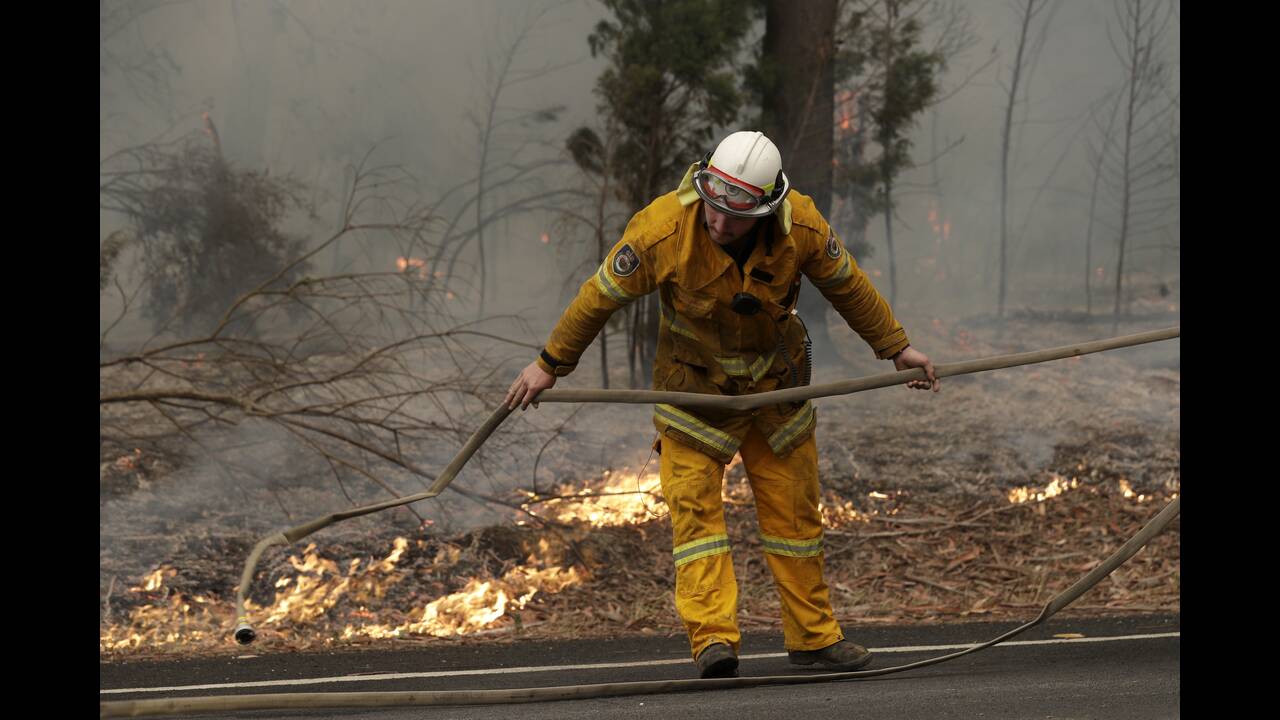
[506,131,939,678]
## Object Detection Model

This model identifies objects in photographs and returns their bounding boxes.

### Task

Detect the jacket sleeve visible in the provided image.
[536,234,658,377]
[799,219,910,360]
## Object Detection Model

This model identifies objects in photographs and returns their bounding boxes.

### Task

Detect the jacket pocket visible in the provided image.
[670,284,717,318]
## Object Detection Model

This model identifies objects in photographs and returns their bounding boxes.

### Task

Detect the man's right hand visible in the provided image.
[506,361,557,410]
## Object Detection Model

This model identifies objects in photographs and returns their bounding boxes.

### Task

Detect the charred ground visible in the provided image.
[100,310,1179,660]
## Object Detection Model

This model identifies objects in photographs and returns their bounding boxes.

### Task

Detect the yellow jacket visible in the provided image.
[537,165,909,462]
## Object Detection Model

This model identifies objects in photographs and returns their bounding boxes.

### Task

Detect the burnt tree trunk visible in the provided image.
[1084,93,1121,316]
[882,176,896,307]
[998,1,1036,319]
[762,0,838,363]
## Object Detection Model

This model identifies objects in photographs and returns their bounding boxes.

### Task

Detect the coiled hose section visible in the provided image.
[102,326,1180,717]
[772,310,812,412]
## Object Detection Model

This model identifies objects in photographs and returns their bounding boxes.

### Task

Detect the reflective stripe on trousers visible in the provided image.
[659,426,843,659]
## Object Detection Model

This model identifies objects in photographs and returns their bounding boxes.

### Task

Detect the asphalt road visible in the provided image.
[101,614,1179,719]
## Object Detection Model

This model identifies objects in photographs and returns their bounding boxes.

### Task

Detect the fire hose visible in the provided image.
[101,326,1180,717]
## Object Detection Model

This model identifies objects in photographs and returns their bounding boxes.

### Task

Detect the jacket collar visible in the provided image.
[674,163,794,292]
[676,201,734,292]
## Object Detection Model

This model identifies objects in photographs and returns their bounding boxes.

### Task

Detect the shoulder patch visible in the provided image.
[612,243,640,277]
[783,191,823,232]
[623,192,682,253]
[825,229,843,259]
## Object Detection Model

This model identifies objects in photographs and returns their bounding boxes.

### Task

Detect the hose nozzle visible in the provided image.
[234,622,256,645]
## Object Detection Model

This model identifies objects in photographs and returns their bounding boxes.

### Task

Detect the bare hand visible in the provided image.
[506,361,557,410]
[893,346,940,392]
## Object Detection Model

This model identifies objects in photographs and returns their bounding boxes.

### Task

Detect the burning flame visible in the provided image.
[1118,479,1151,503]
[1006,475,1159,506]
[927,202,951,243]
[263,546,364,626]
[817,486,899,526]
[835,90,858,134]
[341,538,580,640]
[101,591,220,651]
[383,565,581,638]
[134,566,175,593]
[540,232,550,244]
[526,456,766,526]
[114,448,143,471]
[103,566,215,651]
[1007,475,1080,504]
[395,257,429,279]
[262,537,582,640]
[822,497,872,527]
[103,535,584,652]
[415,579,508,633]
[527,468,666,527]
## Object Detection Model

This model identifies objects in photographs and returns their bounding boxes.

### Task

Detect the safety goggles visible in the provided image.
[691,153,788,219]
[694,167,768,213]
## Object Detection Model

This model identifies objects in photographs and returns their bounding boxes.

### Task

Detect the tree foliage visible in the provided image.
[566,126,607,177]
[830,0,952,302]
[1101,0,1178,329]
[100,152,548,531]
[588,0,757,210]
[997,0,1057,319]
[585,0,757,386]
[755,0,836,215]
[750,0,843,361]
[101,136,312,336]
[833,2,945,218]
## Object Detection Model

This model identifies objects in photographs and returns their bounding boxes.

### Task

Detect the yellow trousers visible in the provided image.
[660,426,843,659]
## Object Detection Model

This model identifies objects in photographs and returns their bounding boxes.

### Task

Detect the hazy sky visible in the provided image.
[101,0,1179,333]
[98,0,1179,555]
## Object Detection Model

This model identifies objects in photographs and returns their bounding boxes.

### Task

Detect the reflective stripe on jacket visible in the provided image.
[537,163,909,461]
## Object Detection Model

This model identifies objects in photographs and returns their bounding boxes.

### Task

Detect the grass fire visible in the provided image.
[102,417,1178,658]
[100,264,1179,660]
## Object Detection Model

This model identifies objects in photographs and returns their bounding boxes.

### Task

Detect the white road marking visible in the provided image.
[100,631,1179,695]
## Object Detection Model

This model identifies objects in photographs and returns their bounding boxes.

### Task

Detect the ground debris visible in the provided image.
[100,476,1178,660]
[101,312,1179,660]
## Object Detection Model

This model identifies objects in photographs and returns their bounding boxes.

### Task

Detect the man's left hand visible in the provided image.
[893,347,940,392]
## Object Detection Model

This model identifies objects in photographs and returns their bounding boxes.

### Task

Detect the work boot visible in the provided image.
[787,639,872,671]
[695,642,739,679]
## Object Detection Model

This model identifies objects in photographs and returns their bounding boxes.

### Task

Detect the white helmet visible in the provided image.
[692,131,791,219]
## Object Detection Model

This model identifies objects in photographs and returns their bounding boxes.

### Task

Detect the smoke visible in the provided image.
[103,0,1178,339]
[870,0,1180,319]
[101,1,1178,548]
[101,0,607,343]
